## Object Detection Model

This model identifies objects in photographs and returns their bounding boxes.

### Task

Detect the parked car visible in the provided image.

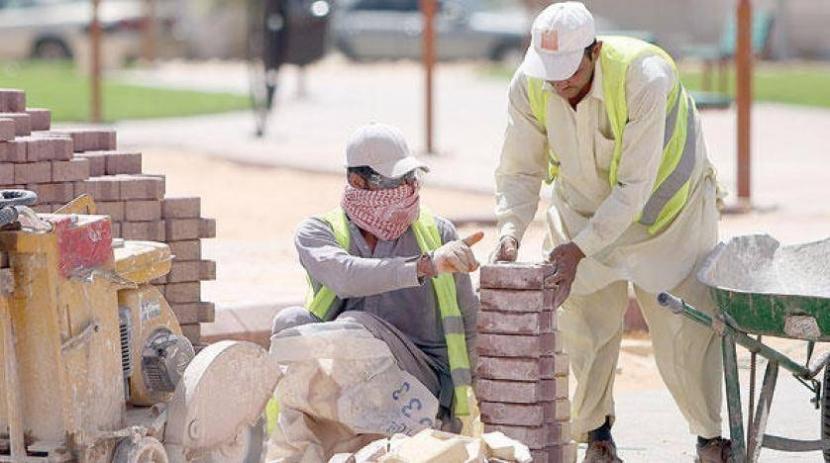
[0,0,175,66]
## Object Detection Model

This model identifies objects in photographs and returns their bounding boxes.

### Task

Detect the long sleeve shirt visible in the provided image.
[495,54,719,295]
[294,213,479,374]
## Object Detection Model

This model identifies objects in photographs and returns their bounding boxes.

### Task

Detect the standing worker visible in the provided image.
[269,123,482,461]
[491,2,730,462]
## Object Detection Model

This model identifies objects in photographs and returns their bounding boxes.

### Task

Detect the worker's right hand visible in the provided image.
[489,236,519,263]
[432,232,484,274]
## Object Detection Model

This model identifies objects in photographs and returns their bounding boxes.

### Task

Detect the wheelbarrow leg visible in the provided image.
[723,333,747,463]
[747,361,778,462]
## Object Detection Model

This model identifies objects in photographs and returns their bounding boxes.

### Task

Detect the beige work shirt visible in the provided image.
[495,54,719,295]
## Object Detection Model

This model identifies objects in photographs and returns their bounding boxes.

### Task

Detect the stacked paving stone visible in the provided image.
[477,263,576,463]
[0,88,214,344]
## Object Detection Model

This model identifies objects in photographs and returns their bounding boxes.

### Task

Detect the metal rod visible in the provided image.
[748,361,778,462]
[747,335,759,447]
[421,0,436,154]
[735,0,752,202]
[724,333,747,462]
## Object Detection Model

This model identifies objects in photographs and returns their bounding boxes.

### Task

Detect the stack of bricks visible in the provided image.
[0,88,215,345]
[477,263,576,463]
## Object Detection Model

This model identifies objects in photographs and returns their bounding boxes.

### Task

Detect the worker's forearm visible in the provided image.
[302,252,420,298]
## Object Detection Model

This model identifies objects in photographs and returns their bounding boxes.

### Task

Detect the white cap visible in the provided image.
[345,123,429,178]
[520,1,595,81]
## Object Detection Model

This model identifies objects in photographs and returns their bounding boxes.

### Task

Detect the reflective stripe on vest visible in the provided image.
[527,36,697,235]
[305,207,474,416]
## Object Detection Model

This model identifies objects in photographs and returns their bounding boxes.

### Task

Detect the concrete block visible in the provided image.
[105,151,142,175]
[480,263,558,290]
[169,301,215,324]
[111,221,121,237]
[52,159,90,182]
[0,164,13,185]
[477,310,556,335]
[0,118,14,141]
[179,323,201,344]
[0,140,27,163]
[480,289,556,313]
[0,89,25,112]
[480,399,570,427]
[124,200,161,221]
[121,221,165,241]
[77,152,108,176]
[168,260,201,283]
[25,108,50,131]
[14,162,51,184]
[27,183,75,204]
[168,240,201,261]
[477,333,561,358]
[61,129,117,152]
[199,260,216,280]
[161,196,200,218]
[482,422,570,450]
[475,355,568,382]
[95,201,125,221]
[165,282,201,303]
[475,377,567,404]
[0,113,31,136]
[199,218,216,238]
[74,177,121,201]
[118,175,165,200]
[531,442,577,463]
[165,218,200,241]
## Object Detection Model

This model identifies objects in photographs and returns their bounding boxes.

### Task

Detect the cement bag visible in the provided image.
[270,319,440,436]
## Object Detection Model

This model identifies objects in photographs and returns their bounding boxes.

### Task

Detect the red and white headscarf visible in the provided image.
[341,182,420,241]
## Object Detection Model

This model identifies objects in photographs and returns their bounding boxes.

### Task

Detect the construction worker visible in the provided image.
[270,123,481,461]
[491,2,730,462]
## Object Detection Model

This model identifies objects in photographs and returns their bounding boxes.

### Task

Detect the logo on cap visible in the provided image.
[540,30,559,52]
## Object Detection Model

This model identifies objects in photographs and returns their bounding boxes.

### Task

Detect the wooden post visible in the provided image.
[421,0,436,154]
[90,0,103,123]
[735,0,752,204]
[142,0,157,63]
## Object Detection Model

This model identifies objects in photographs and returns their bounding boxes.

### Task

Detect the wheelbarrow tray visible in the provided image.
[697,234,830,341]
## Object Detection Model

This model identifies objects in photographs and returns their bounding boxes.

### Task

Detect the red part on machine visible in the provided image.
[52,215,114,278]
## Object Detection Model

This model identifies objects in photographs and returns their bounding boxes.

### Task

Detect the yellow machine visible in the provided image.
[0,191,280,463]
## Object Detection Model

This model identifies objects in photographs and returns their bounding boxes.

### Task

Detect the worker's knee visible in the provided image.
[271,306,318,335]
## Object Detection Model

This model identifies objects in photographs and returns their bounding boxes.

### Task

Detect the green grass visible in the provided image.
[0,60,250,122]
[484,63,830,109]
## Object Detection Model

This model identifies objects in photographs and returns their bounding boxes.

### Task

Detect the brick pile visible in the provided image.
[477,263,576,463]
[0,88,215,345]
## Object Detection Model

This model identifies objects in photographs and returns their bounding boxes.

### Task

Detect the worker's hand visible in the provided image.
[547,242,585,307]
[432,231,484,274]
[489,236,519,263]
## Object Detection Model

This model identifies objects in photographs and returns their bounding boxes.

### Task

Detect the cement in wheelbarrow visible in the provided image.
[697,234,830,341]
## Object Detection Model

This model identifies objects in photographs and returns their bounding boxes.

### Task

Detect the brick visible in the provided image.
[531,442,577,463]
[25,108,50,131]
[0,89,25,112]
[170,301,215,324]
[0,113,31,136]
[199,218,216,238]
[477,333,560,358]
[480,399,570,427]
[31,204,51,213]
[60,129,117,152]
[0,118,14,141]
[76,152,108,176]
[105,151,141,175]
[480,288,556,313]
[482,422,570,450]
[199,260,216,280]
[121,221,165,241]
[0,165,12,185]
[111,222,121,237]
[75,177,121,201]
[165,218,200,241]
[0,140,26,163]
[124,200,161,221]
[168,260,201,283]
[27,134,73,161]
[118,175,165,200]
[480,263,558,290]
[14,162,51,184]
[476,355,568,381]
[168,240,201,261]
[161,197,200,218]
[27,183,75,204]
[179,323,201,344]
[95,201,125,221]
[478,310,556,335]
[52,159,90,182]
[165,282,201,303]
[475,377,567,404]
[15,136,71,162]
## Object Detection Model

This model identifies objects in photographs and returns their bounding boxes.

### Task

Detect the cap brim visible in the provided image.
[520,47,584,81]
[372,156,430,178]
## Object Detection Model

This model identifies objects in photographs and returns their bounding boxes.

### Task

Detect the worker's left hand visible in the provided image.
[546,242,585,307]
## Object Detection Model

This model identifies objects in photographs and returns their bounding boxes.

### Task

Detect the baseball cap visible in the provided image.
[520,1,596,81]
[345,123,429,178]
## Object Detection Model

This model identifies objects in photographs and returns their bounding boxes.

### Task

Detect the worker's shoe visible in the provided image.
[583,439,623,463]
[696,437,734,463]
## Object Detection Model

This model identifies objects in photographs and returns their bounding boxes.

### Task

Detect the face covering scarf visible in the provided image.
[341,182,420,241]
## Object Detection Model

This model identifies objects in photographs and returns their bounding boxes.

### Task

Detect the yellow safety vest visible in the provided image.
[528,36,698,235]
[306,207,474,416]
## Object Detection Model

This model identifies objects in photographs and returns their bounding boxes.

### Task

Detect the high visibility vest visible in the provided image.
[527,36,698,235]
[305,207,474,416]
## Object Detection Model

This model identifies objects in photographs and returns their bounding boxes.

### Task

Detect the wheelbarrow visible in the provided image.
[658,234,830,463]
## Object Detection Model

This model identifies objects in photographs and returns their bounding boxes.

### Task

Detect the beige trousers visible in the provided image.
[560,269,724,441]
